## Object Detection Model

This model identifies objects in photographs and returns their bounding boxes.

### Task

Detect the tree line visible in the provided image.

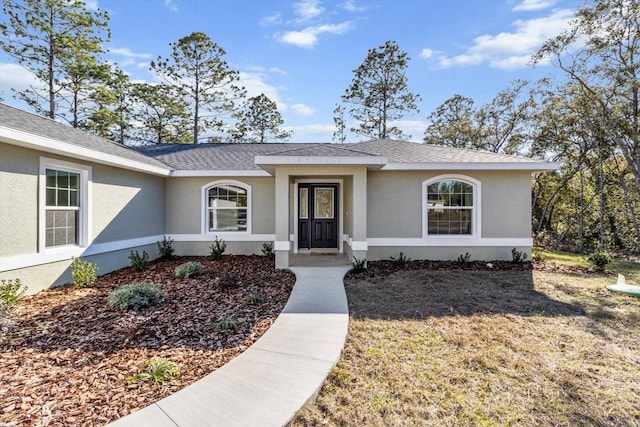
[1,0,637,254]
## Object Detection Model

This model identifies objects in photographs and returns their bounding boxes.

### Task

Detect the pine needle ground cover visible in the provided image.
[293,261,640,427]
[1,255,294,426]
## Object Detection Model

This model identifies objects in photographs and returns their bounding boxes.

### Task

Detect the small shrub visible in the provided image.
[157,236,175,259]
[352,256,367,273]
[588,251,612,271]
[218,272,238,289]
[210,236,227,260]
[511,248,528,264]
[127,358,180,385]
[0,278,27,307]
[531,251,544,262]
[456,252,471,265]
[108,282,162,311]
[205,317,239,332]
[390,252,411,267]
[243,293,265,305]
[128,250,149,271]
[71,257,98,288]
[174,261,204,279]
[261,242,275,258]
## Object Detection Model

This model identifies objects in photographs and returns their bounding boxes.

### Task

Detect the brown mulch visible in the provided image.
[0,255,295,427]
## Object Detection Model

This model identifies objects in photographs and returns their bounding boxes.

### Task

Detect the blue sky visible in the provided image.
[0,0,582,143]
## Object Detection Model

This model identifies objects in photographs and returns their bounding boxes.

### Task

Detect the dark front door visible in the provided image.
[298,184,338,250]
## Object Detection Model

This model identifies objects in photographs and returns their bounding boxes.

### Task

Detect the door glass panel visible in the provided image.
[300,188,308,219]
[314,188,334,219]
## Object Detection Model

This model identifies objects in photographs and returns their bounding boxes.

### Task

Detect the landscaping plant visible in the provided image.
[210,236,227,260]
[511,247,528,264]
[205,317,239,332]
[456,252,471,264]
[261,242,275,258]
[588,251,612,271]
[157,236,175,259]
[390,252,411,267]
[108,283,162,311]
[126,358,180,385]
[0,278,27,307]
[351,256,367,273]
[71,257,98,288]
[174,261,204,279]
[128,250,149,271]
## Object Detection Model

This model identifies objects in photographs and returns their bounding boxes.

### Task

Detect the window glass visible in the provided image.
[207,184,248,231]
[426,179,473,235]
[45,168,81,247]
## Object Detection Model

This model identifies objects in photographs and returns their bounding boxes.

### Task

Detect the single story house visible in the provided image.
[0,104,557,293]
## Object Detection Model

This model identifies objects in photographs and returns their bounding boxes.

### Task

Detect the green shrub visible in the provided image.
[108,282,162,311]
[588,251,612,271]
[261,242,275,258]
[71,257,98,288]
[390,252,411,267]
[174,261,204,279]
[243,293,265,305]
[127,358,180,384]
[456,252,471,264]
[0,278,27,307]
[157,236,175,259]
[205,317,239,332]
[210,236,227,260]
[352,256,367,273]
[129,250,149,271]
[511,248,528,264]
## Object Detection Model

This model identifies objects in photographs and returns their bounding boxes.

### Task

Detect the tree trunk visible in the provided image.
[47,5,55,120]
[598,149,606,250]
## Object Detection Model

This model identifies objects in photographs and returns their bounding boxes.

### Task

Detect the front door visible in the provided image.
[298,184,338,250]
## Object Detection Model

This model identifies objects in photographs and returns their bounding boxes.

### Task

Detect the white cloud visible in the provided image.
[513,0,558,12]
[0,63,43,97]
[279,22,352,48]
[419,48,434,59]
[293,0,324,22]
[260,12,282,27]
[165,0,178,12]
[109,48,152,59]
[342,0,367,12]
[424,8,575,70]
[238,71,285,110]
[83,0,99,10]
[291,103,315,117]
[288,123,335,142]
[389,120,429,141]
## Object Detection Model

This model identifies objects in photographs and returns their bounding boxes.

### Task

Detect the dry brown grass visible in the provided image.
[291,266,640,427]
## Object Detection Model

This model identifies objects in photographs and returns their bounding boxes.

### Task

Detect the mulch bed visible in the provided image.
[0,255,295,426]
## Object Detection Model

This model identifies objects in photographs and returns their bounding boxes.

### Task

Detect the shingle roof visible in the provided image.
[0,104,170,170]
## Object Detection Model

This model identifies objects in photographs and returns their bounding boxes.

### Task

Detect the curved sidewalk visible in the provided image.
[108,266,351,427]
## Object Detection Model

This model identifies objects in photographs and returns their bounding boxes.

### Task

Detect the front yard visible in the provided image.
[292,260,640,426]
[0,255,294,426]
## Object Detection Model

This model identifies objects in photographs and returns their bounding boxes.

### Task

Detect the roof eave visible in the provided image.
[1,126,171,176]
[254,155,388,172]
[381,162,560,171]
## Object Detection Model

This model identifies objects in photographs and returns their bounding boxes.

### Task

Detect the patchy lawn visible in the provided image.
[1,255,294,426]
[292,260,640,427]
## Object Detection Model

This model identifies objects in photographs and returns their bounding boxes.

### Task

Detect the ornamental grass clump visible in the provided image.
[126,358,180,385]
[108,283,162,311]
[174,261,204,279]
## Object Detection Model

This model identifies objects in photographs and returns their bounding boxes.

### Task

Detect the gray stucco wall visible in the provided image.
[164,177,275,235]
[367,170,532,239]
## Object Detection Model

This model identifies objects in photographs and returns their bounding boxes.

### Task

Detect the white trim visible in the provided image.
[382,162,559,171]
[171,170,271,177]
[170,233,274,242]
[367,237,533,247]
[255,155,386,167]
[201,179,252,235]
[293,179,344,254]
[274,241,291,251]
[0,234,164,272]
[350,240,368,251]
[1,126,170,176]
[39,157,93,253]
[422,174,481,239]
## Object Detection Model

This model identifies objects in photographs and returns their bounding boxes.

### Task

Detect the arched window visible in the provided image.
[203,181,250,232]
[423,175,480,236]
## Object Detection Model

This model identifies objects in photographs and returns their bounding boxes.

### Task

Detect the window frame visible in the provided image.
[422,174,481,239]
[201,180,252,234]
[39,157,92,253]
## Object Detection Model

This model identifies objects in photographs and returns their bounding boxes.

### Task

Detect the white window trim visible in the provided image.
[422,174,481,239]
[39,157,92,253]
[201,179,252,235]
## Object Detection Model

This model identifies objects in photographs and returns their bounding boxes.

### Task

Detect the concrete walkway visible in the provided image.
[108,266,351,427]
